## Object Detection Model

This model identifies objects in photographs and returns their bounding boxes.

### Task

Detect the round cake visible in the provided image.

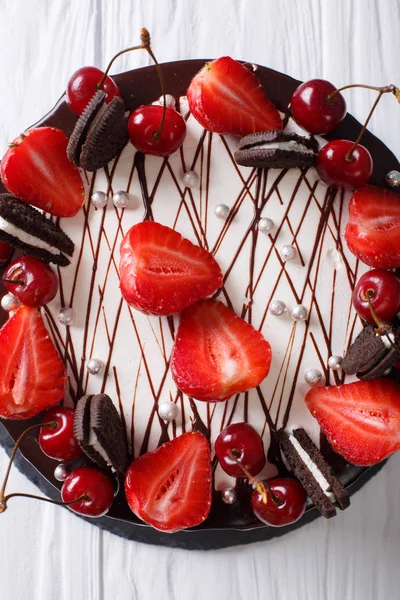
[0,57,399,549]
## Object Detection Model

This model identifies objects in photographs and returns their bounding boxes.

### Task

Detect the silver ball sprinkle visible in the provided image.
[57,306,75,327]
[269,299,287,317]
[54,464,71,482]
[257,217,274,234]
[112,190,131,209]
[304,368,323,387]
[182,170,200,189]
[159,94,176,109]
[214,203,230,220]
[328,355,343,371]
[386,170,400,188]
[1,293,20,313]
[291,304,308,321]
[221,487,237,505]
[86,358,105,375]
[91,191,108,209]
[158,401,179,421]
[280,244,297,262]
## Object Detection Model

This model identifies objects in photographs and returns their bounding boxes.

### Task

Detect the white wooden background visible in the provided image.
[1,1,400,598]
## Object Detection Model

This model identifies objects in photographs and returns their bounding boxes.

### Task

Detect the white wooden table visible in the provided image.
[1,1,400,598]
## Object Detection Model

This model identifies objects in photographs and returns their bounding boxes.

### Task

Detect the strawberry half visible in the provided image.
[0,306,66,419]
[125,432,212,532]
[119,222,222,316]
[171,299,272,402]
[305,379,400,466]
[187,56,282,136]
[1,127,85,218]
[345,185,400,269]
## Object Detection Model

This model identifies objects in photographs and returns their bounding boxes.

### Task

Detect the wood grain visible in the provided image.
[1,1,400,598]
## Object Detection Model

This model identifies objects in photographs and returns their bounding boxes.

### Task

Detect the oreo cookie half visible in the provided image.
[342,324,400,380]
[0,194,74,266]
[74,394,130,476]
[67,91,129,172]
[277,428,350,519]
[234,130,318,169]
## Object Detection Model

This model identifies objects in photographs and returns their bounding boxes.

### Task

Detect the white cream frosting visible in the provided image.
[289,434,335,502]
[88,428,112,467]
[0,216,59,256]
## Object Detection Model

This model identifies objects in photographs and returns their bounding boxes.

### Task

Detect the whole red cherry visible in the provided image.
[352,269,400,323]
[317,140,373,189]
[128,105,187,157]
[3,256,58,307]
[215,423,265,478]
[61,466,115,517]
[251,477,307,527]
[66,66,120,115]
[39,406,83,462]
[290,79,347,134]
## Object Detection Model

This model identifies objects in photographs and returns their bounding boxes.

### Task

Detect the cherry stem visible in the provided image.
[345,89,386,161]
[0,421,57,507]
[0,492,88,513]
[2,278,25,286]
[228,451,283,506]
[365,290,395,347]
[96,28,166,140]
[326,83,394,102]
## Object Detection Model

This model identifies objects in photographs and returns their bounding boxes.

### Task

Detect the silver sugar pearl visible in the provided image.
[158,401,179,421]
[221,487,237,505]
[57,306,75,327]
[112,190,131,209]
[159,94,176,109]
[257,217,274,234]
[386,170,400,188]
[182,170,200,189]
[91,191,108,209]
[269,299,287,317]
[304,368,323,387]
[328,355,343,371]
[1,293,20,313]
[280,244,297,262]
[54,463,71,482]
[86,358,105,375]
[214,203,230,220]
[291,304,308,321]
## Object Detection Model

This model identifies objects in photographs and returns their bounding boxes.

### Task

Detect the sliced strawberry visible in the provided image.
[125,432,212,532]
[171,299,272,402]
[187,57,282,136]
[345,185,400,269]
[0,306,66,419]
[305,379,400,466]
[1,127,85,218]
[119,222,222,316]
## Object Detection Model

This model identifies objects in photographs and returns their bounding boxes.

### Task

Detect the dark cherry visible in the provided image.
[66,66,120,115]
[290,79,347,134]
[61,466,115,517]
[317,140,373,189]
[38,406,83,462]
[3,256,58,307]
[128,105,187,157]
[352,269,400,323]
[215,423,266,478]
[251,477,307,527]
[0,241,13,266]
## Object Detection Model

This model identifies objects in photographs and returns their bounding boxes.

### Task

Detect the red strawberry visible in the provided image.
[0,306,66,419]
[305,379,400,466]
[1,127,85,218]
[119,222,222,316]
[187,57,282,136]
[345,185,400,269]
[171,299,272,402]
[125,432,212,532]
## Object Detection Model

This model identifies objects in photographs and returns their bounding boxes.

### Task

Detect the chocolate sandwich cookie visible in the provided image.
[234,130,318,169]
[0,194,74,266]
[67,90,129,172]
[342,324,400,380]
[277,428,350,519]
[74,394,130,476]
